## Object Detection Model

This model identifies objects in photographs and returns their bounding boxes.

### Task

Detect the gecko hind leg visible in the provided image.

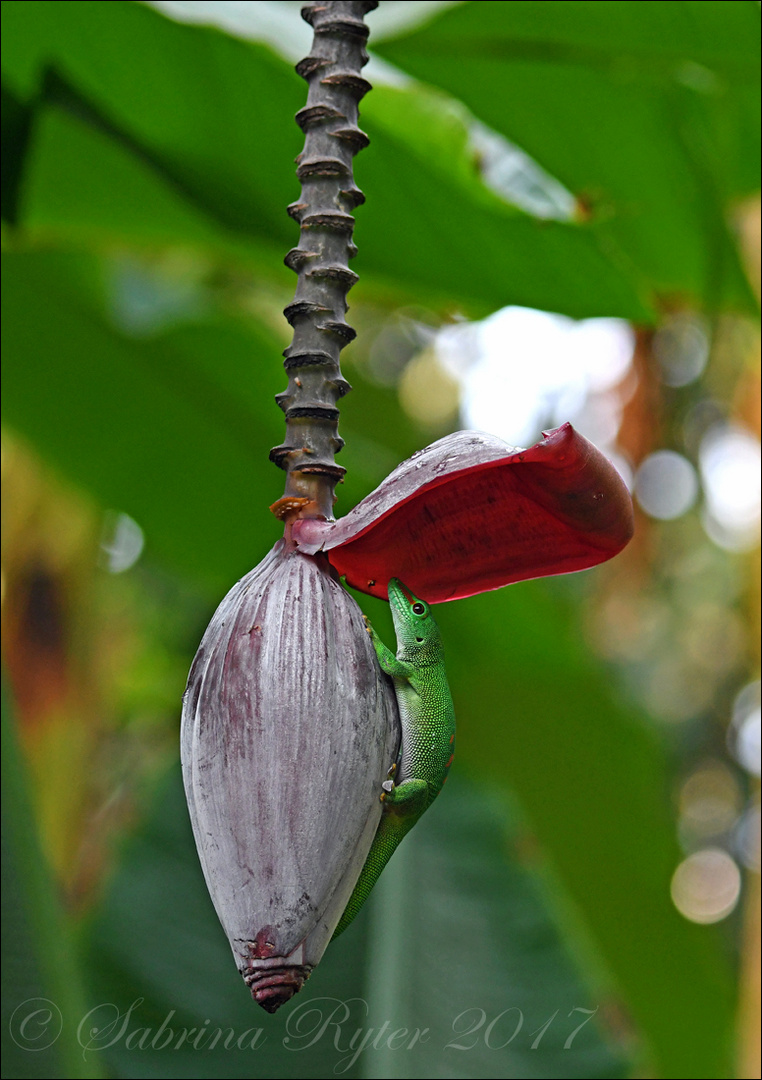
[381,776,428,818]
[331,777,428,941]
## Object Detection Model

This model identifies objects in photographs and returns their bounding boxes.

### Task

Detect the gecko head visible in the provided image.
[387,578,442,658]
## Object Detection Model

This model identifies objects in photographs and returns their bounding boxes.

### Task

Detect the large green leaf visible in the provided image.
[1,250,285,595]
[21,103,245,255]
[431,579,736,1079]
[83,765,628,1079]
[358,83,651,319]
[374,0,760,313]
[360,776,629,1079]
[1,0,301,242]
[1,0,651,320]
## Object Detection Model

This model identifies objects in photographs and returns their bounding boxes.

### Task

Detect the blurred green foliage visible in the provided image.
[2,3,758,1078]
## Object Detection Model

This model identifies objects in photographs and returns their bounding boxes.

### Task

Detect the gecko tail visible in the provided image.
[330,812,411,940]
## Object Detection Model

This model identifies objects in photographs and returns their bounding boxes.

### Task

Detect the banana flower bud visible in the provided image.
[181,543,398,1012]
[181,422,633,1011]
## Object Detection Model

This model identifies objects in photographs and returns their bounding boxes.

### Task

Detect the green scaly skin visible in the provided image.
[331,578,456,939]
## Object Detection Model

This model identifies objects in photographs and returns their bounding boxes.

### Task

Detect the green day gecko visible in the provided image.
[332,578,456,938]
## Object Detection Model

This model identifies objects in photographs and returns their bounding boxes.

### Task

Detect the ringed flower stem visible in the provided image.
[270,0,378,524]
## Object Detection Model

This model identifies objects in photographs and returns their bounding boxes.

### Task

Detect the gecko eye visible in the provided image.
[412,602,426,615]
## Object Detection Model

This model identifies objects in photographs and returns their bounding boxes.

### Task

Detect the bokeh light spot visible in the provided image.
[699,424,761,551]
[678,763,742,841]
[653,313,709,387]
[730,680,761,777]
[634,450,698,521]
[100,512,145,574]
[670,849,742,924]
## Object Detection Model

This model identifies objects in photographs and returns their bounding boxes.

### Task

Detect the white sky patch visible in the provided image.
[151,0,311,59]
[150,1,456,64]
[438,306,634,452]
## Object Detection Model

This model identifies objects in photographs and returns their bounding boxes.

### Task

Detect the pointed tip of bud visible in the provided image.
[252,985,296,1013]
[244,964,312,1013]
